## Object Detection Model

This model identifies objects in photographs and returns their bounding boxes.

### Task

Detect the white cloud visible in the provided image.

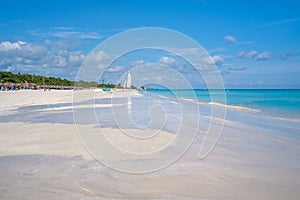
[83,51,112,76]
[0,40,85,78]
[225,36,255,45]
[0,41,26,51]
[50,39,82,50]
[224,35,237,43]
[53,26,74,31]
[159,56,176,64]
[237,51,256,59]
[237,50,271,61]
[208,47,226,54]
[245,51,257,58]
[53,55,67,67]
[28,27,102,39]
[106,66,124,73]
[237,41,256,45]
[129,59,145,66]
[86,51,111,63]
[221,66,246,75]
[68,51,85,63]
[0,41,47,63]
[50,31,101,39]
[237,51,257,59]
[203,55,224,65]
[228,66,245,72]
[237,51,245,58]
[44,39,52,45]
[261,18,300,27]
[257,51,271,60]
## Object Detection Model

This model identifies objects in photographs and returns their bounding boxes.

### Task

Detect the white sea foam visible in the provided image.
[208,102,261,113]
[180,97,261,113]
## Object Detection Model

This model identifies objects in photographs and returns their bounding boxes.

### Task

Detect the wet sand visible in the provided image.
[0,90,300,199]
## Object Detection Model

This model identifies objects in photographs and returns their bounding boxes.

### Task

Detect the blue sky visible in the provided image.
[0,0,300,88]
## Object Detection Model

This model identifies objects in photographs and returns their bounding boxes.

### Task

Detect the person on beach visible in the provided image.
[5,84,9,91]
[25,80,29,89]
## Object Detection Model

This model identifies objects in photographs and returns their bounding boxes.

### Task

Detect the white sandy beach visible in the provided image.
[0,90,300,199]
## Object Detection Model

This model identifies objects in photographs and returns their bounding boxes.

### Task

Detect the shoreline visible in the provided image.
[2,89,299,121]
[0,89,300,199]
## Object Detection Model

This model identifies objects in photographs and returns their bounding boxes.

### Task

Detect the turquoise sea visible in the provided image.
[141,89,300,120]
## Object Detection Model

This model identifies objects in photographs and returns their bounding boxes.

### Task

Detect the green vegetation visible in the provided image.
[0,71,119,88]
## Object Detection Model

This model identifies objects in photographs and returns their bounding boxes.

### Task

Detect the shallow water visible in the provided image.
[142,89,300,120]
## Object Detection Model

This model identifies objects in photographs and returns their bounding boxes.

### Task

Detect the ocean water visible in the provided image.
[141,89,300,120]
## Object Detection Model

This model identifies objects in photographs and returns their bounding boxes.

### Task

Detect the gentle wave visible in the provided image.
[141,90,300,121]
[180,97,261,113]
[208,102,261,113]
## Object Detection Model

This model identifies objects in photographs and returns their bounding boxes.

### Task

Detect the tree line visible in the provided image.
[0,71,119,88]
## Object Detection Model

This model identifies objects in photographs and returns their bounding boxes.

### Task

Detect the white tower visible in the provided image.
[123,72,132,89]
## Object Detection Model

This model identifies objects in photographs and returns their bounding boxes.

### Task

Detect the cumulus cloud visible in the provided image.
[85,51,110,63]
[203,55,225,65]
[0,40,85,78]
[257,51,271,60]
[68,51,85,63]
[224,35,237,43]
[245,51,257,58]
[0,41,26,51]
[237,50,271,61]
[0,41,48,65]
[159,56,176,65]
